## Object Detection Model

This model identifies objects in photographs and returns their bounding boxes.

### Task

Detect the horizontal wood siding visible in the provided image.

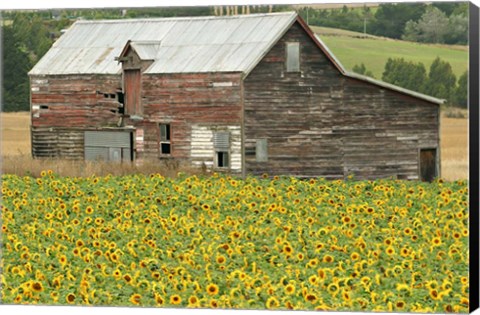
[31,74,123,128]
[244,22,439,179]
[30,74,124,159]
[191,125,242,172]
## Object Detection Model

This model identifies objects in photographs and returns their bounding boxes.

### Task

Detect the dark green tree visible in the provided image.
[423,57,457,103]
[370,3,426,39]
[2,26,32,112]
[382,58,427,92]
[453,71,468,108]
[352,63,375,78]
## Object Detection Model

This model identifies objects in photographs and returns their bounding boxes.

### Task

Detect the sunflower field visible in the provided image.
[1,171,469,312]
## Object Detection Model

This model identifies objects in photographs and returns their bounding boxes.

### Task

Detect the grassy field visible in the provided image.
[0,112,468,181]
[312,26,468,79]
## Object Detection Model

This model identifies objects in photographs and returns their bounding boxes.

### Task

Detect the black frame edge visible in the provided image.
[469,1,480,313]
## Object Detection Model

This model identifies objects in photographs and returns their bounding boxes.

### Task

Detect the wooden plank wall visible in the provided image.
[31,74,122,128]
[30,74,123,158]
[132,72,243,171]
[243,22,439,180]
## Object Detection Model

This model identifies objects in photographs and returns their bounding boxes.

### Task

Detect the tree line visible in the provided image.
[298,2,468,45]
[353,57,467,108]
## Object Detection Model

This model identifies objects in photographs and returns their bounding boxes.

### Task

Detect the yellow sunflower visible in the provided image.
[66,293,76,304]
[206,283,219,296]
[130,293,141,305]
[285,283,296,295]
[266,297,280,309]
[170,294,182,305]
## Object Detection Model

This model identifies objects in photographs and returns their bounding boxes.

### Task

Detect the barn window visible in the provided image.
[286,42,300,72]
[214,132,230,168]
[217,152,229,168]
[159,123,171,155]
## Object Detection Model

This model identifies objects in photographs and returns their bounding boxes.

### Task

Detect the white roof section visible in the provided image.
[29,12,297,75]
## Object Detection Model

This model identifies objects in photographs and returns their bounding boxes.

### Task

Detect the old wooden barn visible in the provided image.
[29,12,443,181]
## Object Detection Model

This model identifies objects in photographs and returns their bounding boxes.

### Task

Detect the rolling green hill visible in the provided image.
[311,26,468,79]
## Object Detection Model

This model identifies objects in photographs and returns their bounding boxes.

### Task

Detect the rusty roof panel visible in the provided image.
[29,12,297,75]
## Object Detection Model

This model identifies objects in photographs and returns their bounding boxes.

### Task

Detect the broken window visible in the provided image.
[286,42,300,72]
[159,123,171,155]
[214,132,230,168]
[216,152,229,168]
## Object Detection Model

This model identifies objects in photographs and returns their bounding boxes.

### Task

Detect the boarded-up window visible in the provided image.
[256,139,268,162]
[159,124,171,155]
[124,69,142,115]
[214,132,230,168]
[286,42,300,72]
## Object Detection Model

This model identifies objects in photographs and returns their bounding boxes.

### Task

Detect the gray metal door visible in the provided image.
[84,131,132,162]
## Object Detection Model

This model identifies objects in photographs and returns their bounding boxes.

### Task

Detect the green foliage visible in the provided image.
[301,2,467,45]
[370,3,426,39]
[125,6,213,18]
[402,7,449,43]
[2,26,32,112]
[352,63,375,78]
[380,56,466,108]
[298,6,368,34]
[423,57,457,103]
[445,14,468,45]
[402,7,467,45]
[381,58,427,92]
[453,71,468,108]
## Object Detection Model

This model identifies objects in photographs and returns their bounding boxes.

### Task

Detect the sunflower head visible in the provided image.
[130,293,141,305]
[266,297,280,309]
[66,293,76,304]
[31,281,43,292]
[206,283,219,296]
[170,295,182,305]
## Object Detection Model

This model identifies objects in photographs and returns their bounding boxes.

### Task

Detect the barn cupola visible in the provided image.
[116,40,161,119]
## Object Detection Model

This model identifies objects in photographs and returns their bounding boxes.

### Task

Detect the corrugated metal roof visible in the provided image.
[29,12,442,105]
[29,12,297,75]
[130,41,162,60]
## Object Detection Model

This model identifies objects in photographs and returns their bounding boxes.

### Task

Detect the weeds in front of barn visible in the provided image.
[1,154,204,178]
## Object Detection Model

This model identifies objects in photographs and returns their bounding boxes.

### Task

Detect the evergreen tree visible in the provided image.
[2,26,32,112]
[382,58,427,92]
[423,57,457,103]
[370,3,426,39]
[453,71,468,108]
[352,63,375,78]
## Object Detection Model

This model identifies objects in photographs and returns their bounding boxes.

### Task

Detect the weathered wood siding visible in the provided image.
[191,125,242,171]
[30,74,123,158]
[244,22,439,180]
[130,72,243,172]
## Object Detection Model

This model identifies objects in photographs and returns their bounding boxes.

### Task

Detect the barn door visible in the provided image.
[420,148,437,182]
[124,69,141,115]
